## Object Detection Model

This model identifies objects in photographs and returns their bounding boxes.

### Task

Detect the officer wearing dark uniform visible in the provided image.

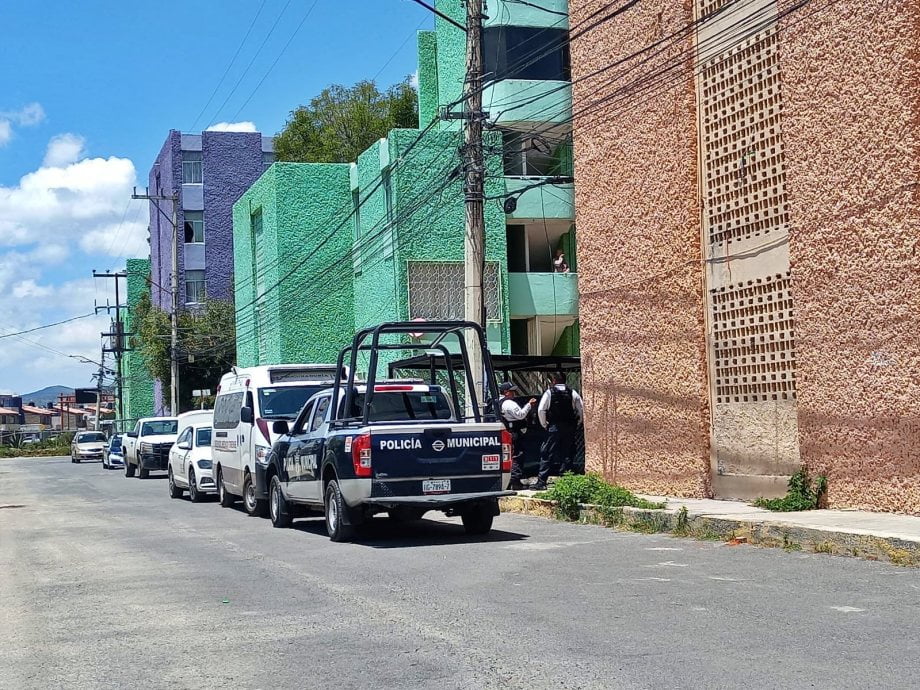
[533,372,584,490]
[498,382,535,491]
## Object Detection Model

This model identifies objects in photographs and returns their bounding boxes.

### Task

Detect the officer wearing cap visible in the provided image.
[499,382,536,491]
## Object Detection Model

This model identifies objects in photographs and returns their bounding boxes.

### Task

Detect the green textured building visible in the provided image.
[233,0,578,366]
[122,258,156,423]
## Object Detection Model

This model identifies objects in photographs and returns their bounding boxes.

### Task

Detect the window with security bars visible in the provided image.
[407,261,501,321]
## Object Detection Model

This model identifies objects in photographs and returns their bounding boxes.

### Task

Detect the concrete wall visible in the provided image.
[778,0,920,513]
[123,259,155,422]
[570,0,711,497]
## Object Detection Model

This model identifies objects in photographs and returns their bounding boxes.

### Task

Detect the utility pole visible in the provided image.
[462,0,486,410]
[132,187,180,415]
[93,354,105,431]
[94,270,129,426]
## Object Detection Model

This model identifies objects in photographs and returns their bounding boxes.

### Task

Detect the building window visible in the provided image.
[186,270,206,304]
[262,151,275,170]
[483,27,570,82]
[501,129,572,177]
[407,261,501,321]
[183,211,204,243]
[251,208,263,235]
[352,190,361,239]
[182,151,203,184]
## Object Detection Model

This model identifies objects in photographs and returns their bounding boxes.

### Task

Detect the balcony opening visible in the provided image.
[501,129,572,178]
[483,26,570,82]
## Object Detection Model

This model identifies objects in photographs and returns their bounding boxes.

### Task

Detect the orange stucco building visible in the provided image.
[570,0,920,512]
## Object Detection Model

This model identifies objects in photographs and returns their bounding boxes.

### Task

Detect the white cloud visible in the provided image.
[410,70,419,90]
[43,133,86,167]
[79,219,148,258]
[0,102,45,147]
[206,121,257,132]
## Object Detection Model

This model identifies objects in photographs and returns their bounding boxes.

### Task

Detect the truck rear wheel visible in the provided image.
[324,480,355,543]
[269,476,293,528]
[217,469,235,507]
[461,503,495,536]
[243,473,267,517]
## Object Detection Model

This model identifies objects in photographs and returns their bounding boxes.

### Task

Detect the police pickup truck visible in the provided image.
[265,320,513,542]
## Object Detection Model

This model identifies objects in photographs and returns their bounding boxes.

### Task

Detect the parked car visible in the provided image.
[71,431,108,463]
[123,417,179,478]
[263,321,512,541]
[212,363,342,517]
[167,414,215,502]
[102,434,125,469]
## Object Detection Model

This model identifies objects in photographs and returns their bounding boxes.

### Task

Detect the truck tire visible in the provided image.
[243,472,267,518]
[324,480,355,543]
[168,468,183,498]
[269,475,293,528]
[138,465,150,479]
[124,461,135,478]
[461,503,494,536]
[217,469,235,507]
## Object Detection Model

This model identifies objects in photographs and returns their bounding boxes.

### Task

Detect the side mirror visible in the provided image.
[272,420,289,435]
[126,431,138,438]
[177,441,191,450]
[240,406,254,425]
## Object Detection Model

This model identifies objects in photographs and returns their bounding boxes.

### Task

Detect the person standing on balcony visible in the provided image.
[553,248,569,273]
[532,372,584,491]
[499,382,536,492]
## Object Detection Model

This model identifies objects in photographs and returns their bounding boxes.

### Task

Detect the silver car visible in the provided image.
[71,431,107,463]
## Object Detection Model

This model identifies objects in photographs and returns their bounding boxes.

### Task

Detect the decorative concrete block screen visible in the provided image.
[700,23,789,247]
[711,272,796,403]
[407,261,501,321]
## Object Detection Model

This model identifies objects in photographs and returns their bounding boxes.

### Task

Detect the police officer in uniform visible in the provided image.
[533,372,584,490]
[498,382,536,491]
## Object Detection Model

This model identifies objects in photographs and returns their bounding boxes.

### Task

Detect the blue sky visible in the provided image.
[0,0,432,395]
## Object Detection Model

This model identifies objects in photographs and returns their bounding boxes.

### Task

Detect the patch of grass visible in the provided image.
[813,541,836,554]
[782,533,802,551]
[754,466,827,512]
[536,473,665,521]
[672,506,691,537]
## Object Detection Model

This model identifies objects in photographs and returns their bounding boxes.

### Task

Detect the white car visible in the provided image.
[167,422,215,502]
[71,430,108,463]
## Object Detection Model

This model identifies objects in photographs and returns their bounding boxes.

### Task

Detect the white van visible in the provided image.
[212,364,342,516]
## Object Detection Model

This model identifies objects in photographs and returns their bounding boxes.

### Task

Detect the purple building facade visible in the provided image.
[147,129,273,413]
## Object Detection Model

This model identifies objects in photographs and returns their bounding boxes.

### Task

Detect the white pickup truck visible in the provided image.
[123,416,178,478]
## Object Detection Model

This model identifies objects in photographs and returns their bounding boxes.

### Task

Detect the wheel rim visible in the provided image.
[168,471,174,493]
[326,487,338,530]
[218,472,224,500]
[245,479,255,511]
[189,472,196,498]
[271,483,279,521]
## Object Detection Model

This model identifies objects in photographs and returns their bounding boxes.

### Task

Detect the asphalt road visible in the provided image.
[1,456,918,690]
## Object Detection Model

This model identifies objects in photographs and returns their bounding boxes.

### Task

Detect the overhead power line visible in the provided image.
[0,313,96,340]
[407,0,467,31]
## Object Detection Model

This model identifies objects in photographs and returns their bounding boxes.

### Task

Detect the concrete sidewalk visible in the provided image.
[503,491,920,566]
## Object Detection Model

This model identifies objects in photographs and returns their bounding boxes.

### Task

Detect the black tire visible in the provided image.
[324,479,355,542]
[124,461,135,477]
[217,469,235,507]
[188,470,204,503]
[168,468,183,498]
[461,503,495,536]
[138,465,149,479]
[102,458,107,469]
[243,472,268,517]
[269,475,293,528]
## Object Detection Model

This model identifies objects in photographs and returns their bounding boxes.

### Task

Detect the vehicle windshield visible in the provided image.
[259,385,328,419]
[76,432,107,443]
[109,437,122,450]
[351,390,454,422]
[141,420,178,435]
[196,428,212,447]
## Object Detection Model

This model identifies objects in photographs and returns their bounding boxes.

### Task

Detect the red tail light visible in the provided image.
[501,429,512,472]
[351,433,372,477]
[373,385,414,391]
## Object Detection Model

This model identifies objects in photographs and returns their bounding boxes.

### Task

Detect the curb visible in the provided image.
[499,496,920,567]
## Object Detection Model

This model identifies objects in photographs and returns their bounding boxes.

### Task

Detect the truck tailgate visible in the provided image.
[369,423,506,497]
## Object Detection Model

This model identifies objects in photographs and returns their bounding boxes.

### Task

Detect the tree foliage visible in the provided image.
[274,78,418,164]
[132,293,236,412]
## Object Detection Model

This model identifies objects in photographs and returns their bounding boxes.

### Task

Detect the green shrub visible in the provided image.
[537,473,665,520]
[754,466,827,512]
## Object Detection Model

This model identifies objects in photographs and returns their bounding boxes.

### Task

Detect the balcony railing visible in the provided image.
[508,272,578,318]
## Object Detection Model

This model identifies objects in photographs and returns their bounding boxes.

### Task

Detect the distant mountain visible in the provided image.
[18,385,74,406]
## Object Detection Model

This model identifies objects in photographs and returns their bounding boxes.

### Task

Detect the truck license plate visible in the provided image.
[422,479,451,494]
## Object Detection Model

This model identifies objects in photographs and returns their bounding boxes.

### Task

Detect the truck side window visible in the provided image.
[294,400,316,435]
[311,397,331,432]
